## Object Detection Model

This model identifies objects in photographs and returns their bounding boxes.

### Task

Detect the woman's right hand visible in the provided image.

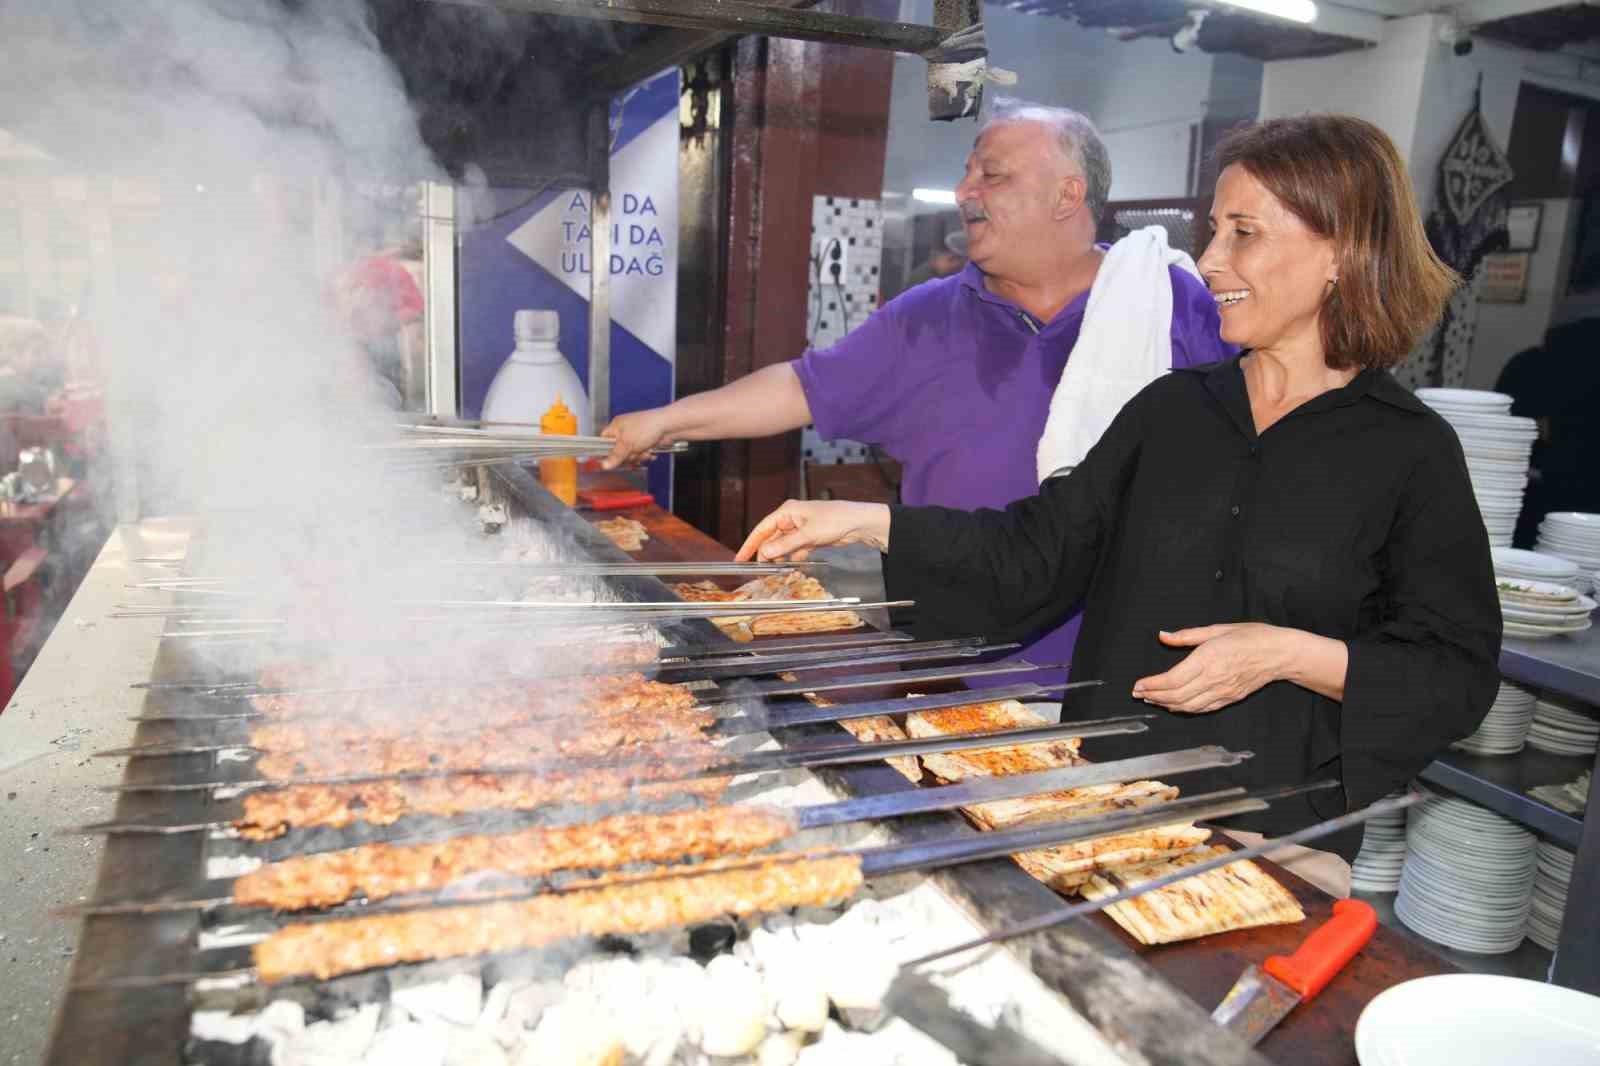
[600,408,676,469]
[736,500,892,562]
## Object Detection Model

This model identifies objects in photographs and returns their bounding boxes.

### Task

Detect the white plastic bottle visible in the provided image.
[480,309,592,434]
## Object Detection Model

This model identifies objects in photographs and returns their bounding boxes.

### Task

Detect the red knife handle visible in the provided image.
[1261,899,1376,1003]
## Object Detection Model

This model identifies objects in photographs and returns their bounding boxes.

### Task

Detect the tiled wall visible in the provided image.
[802,194,883,469]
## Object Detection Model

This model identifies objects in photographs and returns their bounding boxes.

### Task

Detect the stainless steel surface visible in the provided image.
[1210,965,1299,1046]
[0,522,190,1066]
[798,747,1249,831]
[887,970,1072,1066]
[908,784,1401,967]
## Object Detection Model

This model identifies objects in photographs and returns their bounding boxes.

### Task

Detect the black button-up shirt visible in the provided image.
[886,357,1501,858]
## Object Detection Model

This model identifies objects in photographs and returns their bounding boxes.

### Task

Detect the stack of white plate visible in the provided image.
[1526,693,1600,756]
[1533,512,1600,593]
[1395,793,1536,954]
[1351,796,1409,892]
[1452,681,1538,755]
[1495,578,1596,640]
[1492,546,1582,589]
[1416,388,1534,547]
[1527,841,1575,951]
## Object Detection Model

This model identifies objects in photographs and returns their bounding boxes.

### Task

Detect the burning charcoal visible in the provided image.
[391,973,482,1028]
[686,920,736,962]
[698,956,767,1058]
[759,1032,807,1066]
[444,1028,509,1066]
[184,1036,272,1066]
[253,1000,306,1043]
[477,979,520,1031]
[363,1021,448,1066]
[502,980,563,1032]
[514,998,625,1066]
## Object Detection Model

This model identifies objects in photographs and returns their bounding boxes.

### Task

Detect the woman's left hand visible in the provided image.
[1130,623,1292,714]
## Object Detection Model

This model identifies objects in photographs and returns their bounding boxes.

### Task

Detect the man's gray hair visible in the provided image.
[985,97,1112,224]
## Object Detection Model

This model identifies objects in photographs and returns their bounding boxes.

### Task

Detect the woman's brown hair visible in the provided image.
[1215,115,1459,371]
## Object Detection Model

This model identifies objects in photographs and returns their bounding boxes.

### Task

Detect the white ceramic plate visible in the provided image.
[1493,547,1581,577]
[1543,511,1600,528]
[1417,387,1515,408]
[1355,974,1600,1066]
[1505,619,1594,639]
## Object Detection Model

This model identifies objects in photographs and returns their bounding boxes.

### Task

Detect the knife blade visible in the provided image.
[1209,898,1378,1045]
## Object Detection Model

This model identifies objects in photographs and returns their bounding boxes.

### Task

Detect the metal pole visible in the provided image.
[1551,750,1600,994]
[422,181,459,418]
[587,101,612,430]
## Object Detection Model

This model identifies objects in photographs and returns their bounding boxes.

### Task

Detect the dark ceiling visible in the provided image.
[1475,3,1600,51]
[997,0,1369,60]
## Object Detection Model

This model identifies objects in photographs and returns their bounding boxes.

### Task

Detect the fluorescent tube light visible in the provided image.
[912,188,957,205]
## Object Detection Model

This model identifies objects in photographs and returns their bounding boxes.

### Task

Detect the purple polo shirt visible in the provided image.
[793,258,1233,683]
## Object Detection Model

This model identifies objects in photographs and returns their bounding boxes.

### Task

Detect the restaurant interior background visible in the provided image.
[3,0,1600,687]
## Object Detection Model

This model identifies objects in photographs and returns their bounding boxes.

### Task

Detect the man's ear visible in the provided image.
[1054,174,1088,221]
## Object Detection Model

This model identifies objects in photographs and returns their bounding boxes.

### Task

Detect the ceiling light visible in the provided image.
[1213,0,1318,24]
[912,188,957,205]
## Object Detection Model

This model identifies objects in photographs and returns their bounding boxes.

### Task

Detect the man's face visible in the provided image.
[954,120,1074,279]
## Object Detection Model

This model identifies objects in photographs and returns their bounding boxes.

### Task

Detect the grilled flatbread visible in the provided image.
[792,686,920,782]
[594,516,649,552]
[1015,826,1212,893]
[906,699,1082,782]
[669,570,864,636]
[1081,845,1306,945]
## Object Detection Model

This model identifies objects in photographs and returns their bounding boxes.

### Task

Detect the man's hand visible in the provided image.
[600,408,675,469]
[736,500,892,562]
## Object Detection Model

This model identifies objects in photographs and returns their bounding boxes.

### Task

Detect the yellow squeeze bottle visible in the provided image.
[539,395,579,505]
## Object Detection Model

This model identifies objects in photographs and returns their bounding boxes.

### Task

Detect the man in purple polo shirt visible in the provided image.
[603,100,1230,681]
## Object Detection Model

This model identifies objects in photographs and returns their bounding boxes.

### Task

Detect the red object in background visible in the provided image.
[347,256,424,325]
[578,489,654,511]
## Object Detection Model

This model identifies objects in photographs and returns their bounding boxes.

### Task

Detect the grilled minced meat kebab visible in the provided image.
[249,672,695,722]
[252,713,716,780]
[236,772,730,841]
[253,853,864,982]
[235,805,798,911]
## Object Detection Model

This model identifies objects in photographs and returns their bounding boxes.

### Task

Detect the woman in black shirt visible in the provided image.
[736,116,1501,863]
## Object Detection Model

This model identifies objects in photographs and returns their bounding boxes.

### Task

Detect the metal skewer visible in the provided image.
[900,787,1420,968]
[95,718,1159,794]
[67,779,1300,989]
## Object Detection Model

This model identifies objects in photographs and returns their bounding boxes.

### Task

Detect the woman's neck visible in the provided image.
[1242,342,1359,434]
[1243,344,1357,403]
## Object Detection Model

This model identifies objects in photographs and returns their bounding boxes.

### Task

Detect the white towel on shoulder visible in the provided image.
[1035,226,1202,484]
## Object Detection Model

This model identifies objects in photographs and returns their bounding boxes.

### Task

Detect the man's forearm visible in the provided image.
[664,362,813,441]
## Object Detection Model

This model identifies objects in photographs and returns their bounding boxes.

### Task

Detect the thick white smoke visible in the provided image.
[0,0,607,671]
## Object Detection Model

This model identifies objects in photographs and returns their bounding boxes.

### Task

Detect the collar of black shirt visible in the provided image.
[1177,353,1430,422]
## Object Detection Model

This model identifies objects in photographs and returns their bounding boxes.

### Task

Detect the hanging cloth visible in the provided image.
[1403,80,1514,388]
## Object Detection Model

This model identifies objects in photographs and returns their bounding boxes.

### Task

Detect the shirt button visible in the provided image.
[1230,505,1241,516]
[1214,569,1224,581]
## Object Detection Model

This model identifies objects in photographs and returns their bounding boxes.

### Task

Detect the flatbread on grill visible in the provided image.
[595,516,649,552]
[797,687,920,782]
[1015,827,1212,894]
[669,569,863,636]
[1080,845,1306,945]
[906,699,1083,781]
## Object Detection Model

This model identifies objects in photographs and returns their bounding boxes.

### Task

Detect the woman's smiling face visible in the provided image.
[1197,164,1340,355]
